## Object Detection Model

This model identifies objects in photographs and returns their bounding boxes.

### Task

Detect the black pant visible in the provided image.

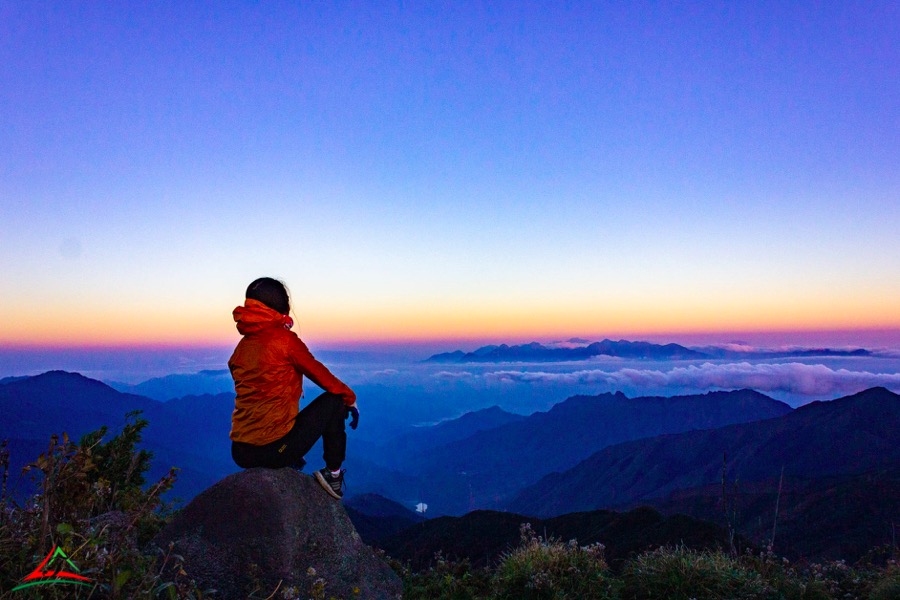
[231,392,347,471]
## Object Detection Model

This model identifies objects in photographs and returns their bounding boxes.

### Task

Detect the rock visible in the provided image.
[152,468,402,599]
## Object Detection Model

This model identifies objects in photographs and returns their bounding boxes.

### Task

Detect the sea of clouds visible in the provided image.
[481,361,900,397]
[5,343,899,423]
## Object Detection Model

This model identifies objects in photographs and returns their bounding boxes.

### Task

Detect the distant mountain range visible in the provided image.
[508,387,900,518]
[107,369,233,401]
[0,371,792,516]
[361,389,792,515]
[426,338,871,363]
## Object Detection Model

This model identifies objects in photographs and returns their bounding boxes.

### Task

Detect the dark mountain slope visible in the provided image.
[0,371,159,439]
[649,466,900,563]
[346,493,422,519]
[510,387,900,517]
[0,372,238,499]
[345,493,425,544]
[377,405,525,466]
[144,392,235,464]
[407,389,791,514]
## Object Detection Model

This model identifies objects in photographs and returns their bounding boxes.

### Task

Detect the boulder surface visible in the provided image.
[153,468,402,599]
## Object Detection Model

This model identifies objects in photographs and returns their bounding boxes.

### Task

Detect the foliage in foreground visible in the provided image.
[397,524,900,600]
[0,416,352,600]
[0,413,203,599]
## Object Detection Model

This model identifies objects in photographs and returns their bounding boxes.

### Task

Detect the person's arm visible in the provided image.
[288,336,356,406]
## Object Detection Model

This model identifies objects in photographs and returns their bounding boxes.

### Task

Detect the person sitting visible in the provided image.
[228,277,359,499]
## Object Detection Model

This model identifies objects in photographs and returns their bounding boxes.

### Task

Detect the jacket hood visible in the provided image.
[233,299,293,335]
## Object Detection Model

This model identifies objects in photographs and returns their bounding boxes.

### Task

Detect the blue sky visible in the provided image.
[1,1,898,347]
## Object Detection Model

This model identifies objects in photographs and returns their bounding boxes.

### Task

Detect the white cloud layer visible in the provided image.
[369,369,399,376]
[432,370,476,380]
[484,362,900,396]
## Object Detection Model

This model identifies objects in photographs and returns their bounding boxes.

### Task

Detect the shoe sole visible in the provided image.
[314,470,343,500]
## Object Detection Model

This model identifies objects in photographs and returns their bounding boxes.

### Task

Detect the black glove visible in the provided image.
[345,405,360,430]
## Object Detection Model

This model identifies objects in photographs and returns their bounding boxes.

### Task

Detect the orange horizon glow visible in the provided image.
[3,299,899,349]
[3,325,900,354]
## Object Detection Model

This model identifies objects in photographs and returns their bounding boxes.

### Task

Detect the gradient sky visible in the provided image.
[1,1,898,348]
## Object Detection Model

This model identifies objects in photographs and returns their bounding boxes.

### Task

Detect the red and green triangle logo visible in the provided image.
[12,545,92,591]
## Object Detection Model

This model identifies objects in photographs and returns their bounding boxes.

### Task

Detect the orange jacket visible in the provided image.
[228,299,354,445]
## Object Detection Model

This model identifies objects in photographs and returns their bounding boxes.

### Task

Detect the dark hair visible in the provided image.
[246,277,290,315]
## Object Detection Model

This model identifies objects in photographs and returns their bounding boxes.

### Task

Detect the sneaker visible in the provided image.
[315,468,344,499]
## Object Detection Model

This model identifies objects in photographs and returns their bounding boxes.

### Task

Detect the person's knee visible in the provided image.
[314,391,344,406]
[320,392,347,417]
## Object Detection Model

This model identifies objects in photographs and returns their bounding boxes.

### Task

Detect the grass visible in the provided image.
[492,523,614,600]
[398,539,900,600]
[620,546,768,599]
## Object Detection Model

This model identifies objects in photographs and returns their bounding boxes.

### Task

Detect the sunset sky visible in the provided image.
[1,2,898,350]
